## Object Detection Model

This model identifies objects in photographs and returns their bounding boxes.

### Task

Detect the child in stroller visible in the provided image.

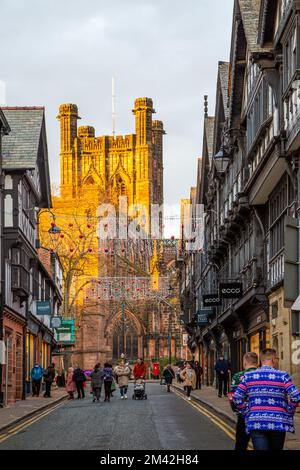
[132,379,147,400]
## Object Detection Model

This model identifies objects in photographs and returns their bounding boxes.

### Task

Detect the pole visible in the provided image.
[122,300,126,356]
[168,310,172,365]
[112,77,116,138]
[0,123,4,407]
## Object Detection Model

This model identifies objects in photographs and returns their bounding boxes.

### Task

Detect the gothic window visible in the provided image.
[112,316,138,360]
[116,175,127,196]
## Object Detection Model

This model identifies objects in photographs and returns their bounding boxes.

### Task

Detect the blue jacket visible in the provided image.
[233,366,300,433]
[31,366,43,381]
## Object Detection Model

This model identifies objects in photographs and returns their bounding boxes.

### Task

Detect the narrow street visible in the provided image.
[0,384,233,450]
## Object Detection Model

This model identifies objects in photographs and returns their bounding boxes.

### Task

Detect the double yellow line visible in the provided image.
[0,402,64,445]
[172,387,242,440]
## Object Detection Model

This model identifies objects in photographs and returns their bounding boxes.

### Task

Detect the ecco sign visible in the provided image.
[203,294,222,307]
[219,283,243,299]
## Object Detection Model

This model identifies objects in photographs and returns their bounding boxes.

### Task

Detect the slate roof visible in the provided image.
[238,0,265,53]
[1,107,45,169]
[218,62,230,120]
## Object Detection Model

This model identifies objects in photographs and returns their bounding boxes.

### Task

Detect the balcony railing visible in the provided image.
[268,250,284,288]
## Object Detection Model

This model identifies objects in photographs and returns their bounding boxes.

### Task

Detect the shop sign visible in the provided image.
[203,294,222,307]
[36,300,52,316]
[50,316,62,329]
[197,308,214,317]
[196,313,209,326]
[219,282,243,298]
[55,319,76,344]
[182,334,188,346]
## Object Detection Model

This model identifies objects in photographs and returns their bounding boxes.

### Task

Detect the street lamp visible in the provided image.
[213,146,230,174]
[36,209,61,249]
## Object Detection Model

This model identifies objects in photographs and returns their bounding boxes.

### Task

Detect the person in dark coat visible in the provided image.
[102,363,113,402]
[43,363,56,398]
[163,365,175,392]
[194,361,203,390]
[215,355,230,398]
[72,366,87,399]
[90,364,103,402]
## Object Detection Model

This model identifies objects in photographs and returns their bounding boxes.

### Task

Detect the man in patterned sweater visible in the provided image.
[230,352,258,450]
[233,348,300,450]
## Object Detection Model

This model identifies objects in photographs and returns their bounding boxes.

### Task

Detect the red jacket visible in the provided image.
[133,363,146,379]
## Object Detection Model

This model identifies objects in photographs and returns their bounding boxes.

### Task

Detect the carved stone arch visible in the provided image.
[105,306,145,338]
[82,164,105,190]
[110,157,131,197]
[105,306,146,361]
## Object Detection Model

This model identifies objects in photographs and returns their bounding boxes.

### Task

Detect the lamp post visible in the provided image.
[36,209,61,250]
[213,147,230,174]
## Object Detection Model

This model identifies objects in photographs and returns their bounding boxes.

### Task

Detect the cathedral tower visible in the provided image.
[132,98,155,214]
[58,103,80,199]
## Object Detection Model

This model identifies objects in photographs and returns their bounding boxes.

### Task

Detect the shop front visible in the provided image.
[2,308,26,405]
[26,315,55,395]
[246,309,270,361]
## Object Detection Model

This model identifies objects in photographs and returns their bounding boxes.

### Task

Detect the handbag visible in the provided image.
[110,380,116,392]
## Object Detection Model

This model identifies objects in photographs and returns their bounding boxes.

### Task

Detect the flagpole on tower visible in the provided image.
[112,77,116,138]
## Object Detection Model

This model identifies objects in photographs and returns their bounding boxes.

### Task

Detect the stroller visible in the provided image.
[132,379,147,400]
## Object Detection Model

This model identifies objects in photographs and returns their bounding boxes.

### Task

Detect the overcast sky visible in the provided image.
[1,0,233,215]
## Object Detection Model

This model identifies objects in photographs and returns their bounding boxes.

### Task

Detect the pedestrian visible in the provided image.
[56,368,66,387]
[102,362,113,402]
[233,348,300,451]
[163,365,175,392]
[72,366,87,399]
[230,352,258,450]
[180,362,196,401]
[31,363,44,397]
[133,358,146,380]
[114,360,131,399]
[90,364,103,402]
[194,361,203,390]
[43,363,56,398]
[176,364,184,383]
[66,367,76,400]
[215,355,230,398]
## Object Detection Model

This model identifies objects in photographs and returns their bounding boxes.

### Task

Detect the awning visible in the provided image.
[291,294,300,312]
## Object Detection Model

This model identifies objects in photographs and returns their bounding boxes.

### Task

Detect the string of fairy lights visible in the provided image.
[77,276,174,302]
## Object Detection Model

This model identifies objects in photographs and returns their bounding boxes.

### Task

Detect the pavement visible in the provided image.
[0,383,233,450]
[172,383,300,450]
[0,387,67,433]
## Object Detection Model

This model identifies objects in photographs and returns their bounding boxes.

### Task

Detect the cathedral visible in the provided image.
[58,97,164,211]
[41,98,186,368]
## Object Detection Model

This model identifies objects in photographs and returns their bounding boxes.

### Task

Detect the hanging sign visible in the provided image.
[196,313,209,326]
[197,308,214,317]
[219,282,243,299]
[203,294,222,307]
[50,316,62,329]
[55,319,76,344]
[36,300,52,316]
